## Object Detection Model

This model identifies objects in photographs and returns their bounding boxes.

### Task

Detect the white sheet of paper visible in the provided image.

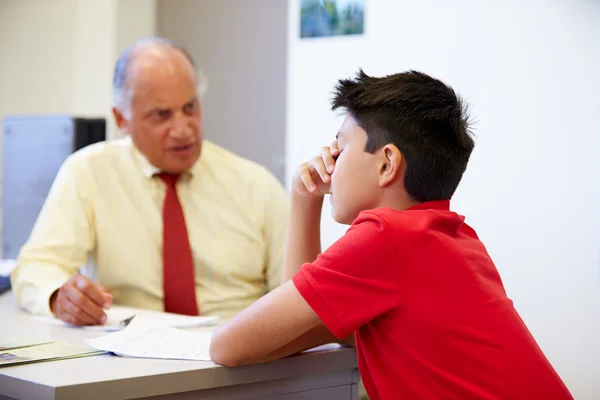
[85,315,214,361]
[35,306,219,331]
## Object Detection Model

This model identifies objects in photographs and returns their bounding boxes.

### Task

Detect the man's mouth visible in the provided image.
[170,143,194,152]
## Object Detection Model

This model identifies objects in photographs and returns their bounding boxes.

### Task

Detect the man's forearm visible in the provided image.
[281,193,324,282]
[11,261,70,317]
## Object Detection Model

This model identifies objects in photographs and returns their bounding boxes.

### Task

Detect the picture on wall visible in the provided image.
[300,0,365,39]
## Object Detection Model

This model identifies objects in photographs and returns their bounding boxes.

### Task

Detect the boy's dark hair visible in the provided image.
[331,69,474,202]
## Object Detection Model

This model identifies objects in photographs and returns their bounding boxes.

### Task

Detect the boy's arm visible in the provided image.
[281,195,323,282]
[211,211,404,367]
[280,192,356,347]
[281,143,339,282]
[211,143,354,367]
[210,280,328,367]
[262,169,290,292]
[210,214,402,370]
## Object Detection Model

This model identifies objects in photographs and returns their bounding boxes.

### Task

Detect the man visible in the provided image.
[10,37,288,325]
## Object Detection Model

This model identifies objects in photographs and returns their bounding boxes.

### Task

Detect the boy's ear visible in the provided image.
[378,144,403,188]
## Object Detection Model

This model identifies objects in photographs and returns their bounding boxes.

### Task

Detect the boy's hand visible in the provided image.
[293,141,340,197]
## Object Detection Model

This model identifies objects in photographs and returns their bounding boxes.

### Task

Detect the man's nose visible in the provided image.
[170,113,191,139]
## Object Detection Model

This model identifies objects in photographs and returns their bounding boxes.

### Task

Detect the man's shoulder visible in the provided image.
[201,140,279,184]
[66,137,132,170]
[202,140,265,171]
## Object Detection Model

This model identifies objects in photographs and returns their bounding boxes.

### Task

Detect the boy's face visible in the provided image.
[330,114,381,224]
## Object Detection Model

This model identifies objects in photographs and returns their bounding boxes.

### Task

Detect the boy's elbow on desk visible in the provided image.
[209,330,241,367]
[209,327,262,368]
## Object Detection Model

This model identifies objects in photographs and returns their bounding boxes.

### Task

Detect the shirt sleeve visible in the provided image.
[292,211,402,339]
[10,155,96,316]
[262,171,289,292]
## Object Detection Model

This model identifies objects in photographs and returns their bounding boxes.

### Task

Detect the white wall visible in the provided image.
[286,0,600,398]
[157,0,288,182]
[0,0,156,256]
[112,0,158,139]
[0,0,157,148]
[0,1,78,120]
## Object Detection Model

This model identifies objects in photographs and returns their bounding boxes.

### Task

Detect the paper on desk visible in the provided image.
[85,315,214,361]
[35,305,219,331]
[0,338,54,351]
[0,341,106,367]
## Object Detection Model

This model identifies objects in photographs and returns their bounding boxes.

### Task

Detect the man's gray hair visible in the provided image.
[112,37,208,116]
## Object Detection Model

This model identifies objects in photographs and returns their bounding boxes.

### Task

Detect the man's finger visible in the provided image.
[59,296,96,326]
[73,275,110,308]
[97,283,113,309]
[97,283,111,294]
[103,293,113,309]
[320,146,336,174]
[62,313,89,327]
[63,283,107,324]
[59,313,82,327]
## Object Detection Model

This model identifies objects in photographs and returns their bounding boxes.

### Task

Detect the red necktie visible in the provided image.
[157,173,199,316]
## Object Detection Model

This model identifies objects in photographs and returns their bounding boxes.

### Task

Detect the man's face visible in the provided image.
[330,114,381,224]
[113,52,202,174]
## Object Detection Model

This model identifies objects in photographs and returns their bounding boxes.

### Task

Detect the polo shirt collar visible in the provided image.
[407,200,451,211]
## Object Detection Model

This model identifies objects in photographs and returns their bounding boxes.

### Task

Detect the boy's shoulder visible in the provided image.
[349,203,480,254]
[355,202,466,235]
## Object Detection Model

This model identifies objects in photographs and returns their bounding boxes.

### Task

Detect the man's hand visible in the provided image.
[50,274,112,326]
[292,141,340,197]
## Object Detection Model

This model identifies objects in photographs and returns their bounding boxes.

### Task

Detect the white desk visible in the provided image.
[0,292,359,399]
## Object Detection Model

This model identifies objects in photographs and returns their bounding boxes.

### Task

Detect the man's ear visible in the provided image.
[378,144,404,188]
[112,107,128,132]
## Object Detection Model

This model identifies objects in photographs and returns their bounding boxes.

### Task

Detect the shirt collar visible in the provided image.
[127,136,202,179]
[407,200,451,211]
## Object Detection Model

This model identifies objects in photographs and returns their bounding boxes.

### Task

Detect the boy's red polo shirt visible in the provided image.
[293,201,572,400]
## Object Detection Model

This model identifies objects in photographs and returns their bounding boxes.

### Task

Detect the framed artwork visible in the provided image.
[300,0,365,39]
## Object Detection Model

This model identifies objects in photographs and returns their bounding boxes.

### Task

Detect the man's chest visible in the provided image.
[88,181,267,290]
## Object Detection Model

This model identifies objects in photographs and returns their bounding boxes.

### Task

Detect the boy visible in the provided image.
[209,70,573,399]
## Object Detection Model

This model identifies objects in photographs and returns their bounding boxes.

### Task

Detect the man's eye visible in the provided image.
[156,110,171,119]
